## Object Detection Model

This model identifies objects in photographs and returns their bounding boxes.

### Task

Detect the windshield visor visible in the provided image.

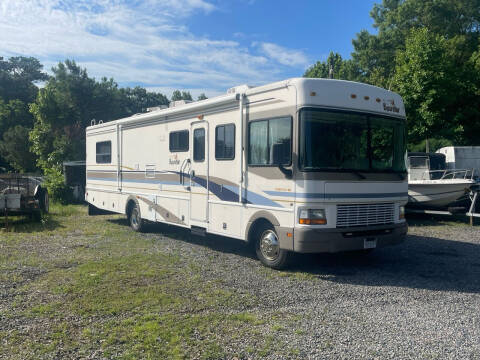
[299,109,406,173]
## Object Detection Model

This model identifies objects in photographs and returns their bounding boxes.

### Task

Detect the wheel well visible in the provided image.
[247,218,274,244]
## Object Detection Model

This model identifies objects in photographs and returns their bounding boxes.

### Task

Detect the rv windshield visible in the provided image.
[299,108,406,173]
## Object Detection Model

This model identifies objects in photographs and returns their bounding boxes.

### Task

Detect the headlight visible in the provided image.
[399,206,405,220]
[299,209,327,225]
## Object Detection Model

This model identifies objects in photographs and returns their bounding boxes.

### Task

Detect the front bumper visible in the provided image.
[292,222,408,253]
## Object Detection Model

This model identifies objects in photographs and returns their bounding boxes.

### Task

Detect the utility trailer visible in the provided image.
[0,174,49,221]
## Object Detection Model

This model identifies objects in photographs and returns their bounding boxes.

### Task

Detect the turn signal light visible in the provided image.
[299,218,327,225]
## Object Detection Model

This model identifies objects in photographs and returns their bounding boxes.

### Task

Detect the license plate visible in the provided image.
[364,237,377,249]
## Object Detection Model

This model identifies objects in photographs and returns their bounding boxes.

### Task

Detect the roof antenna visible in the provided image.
[328,65,334,79]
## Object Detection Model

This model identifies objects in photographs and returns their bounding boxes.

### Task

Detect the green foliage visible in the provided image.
[393,28,462,143]
[171,90,193,101]
[119,86,168,114]
[0,125,37,172]
[197,93,208,100]
[304,52,362,82]
[0,56,48,103]
[0,99,37,172]
[0,56,46,173]
[42,166,71,204]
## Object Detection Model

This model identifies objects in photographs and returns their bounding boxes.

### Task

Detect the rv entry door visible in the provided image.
[189,121,209,225]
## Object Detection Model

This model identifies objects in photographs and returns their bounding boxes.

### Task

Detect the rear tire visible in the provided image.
[128,202,144,232]
[254,224,290,269]
[39,190,49,213]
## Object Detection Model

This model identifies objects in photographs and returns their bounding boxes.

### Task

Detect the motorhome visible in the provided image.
[85,78,408,269]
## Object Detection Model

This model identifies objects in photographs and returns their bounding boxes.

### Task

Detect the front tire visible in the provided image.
[255,224,290,269]
[128,203,144,232]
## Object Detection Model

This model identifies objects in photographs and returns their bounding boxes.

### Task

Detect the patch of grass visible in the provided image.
[1,204,299,359]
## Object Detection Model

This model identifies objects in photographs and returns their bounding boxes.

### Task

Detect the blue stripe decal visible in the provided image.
[88,177,181,186]
[87,176,283,207]
[224,185,283,208]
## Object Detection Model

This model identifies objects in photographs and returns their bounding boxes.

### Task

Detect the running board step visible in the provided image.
[191,226,206,237]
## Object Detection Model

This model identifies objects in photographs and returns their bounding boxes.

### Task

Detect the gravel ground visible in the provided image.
[139,217,480,359]
[2,213,480,359]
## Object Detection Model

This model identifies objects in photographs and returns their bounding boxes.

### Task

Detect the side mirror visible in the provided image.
[271,143,284,165]
[271,143,292,179]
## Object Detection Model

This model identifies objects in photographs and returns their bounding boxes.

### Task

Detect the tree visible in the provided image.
[197,93,208,101]
[351,0,480,86]
[0,56,48,103]
[181,91,192,101]
[304,52,362,81]
[393,28,467,145]
[0,125,37,172]
[30,60,125,170]
[120,86,168,114]
[0,99,37,172]
[171,90,193,101]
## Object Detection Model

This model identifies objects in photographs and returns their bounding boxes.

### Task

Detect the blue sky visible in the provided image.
[0,0,378,98]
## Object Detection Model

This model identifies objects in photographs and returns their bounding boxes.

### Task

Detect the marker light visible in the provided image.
[399,206,405,220]
[299,209,327,225]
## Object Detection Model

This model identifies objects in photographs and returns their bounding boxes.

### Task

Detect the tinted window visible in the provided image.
[215,124,235,160]
[299,109,406,172]
[169,130,189,152]
[248,117,291,166]
[96,141,111,164]
[193,128,205,162]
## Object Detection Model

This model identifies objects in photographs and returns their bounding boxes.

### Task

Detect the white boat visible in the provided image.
[407,152,476,209]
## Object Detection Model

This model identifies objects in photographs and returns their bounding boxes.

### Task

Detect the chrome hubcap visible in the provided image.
[259,230,280,261]
[131,209,139,226]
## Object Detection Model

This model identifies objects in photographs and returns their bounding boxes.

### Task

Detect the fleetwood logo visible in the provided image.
[382,99,400,113]
[169,154,180,165]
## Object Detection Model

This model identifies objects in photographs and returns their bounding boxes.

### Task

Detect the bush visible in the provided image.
[43,166,72,204]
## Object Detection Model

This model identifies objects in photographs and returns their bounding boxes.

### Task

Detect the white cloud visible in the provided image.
[0,0,309,94]
[255,42,309,67]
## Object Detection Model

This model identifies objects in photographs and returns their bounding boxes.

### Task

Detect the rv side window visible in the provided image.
[96,141,112,164]
[215,124,235,160]
[248,117,291,166]
[169,130,189,152]
[193,128,205,162]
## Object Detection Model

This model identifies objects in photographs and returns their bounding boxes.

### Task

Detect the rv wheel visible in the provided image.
[128,203,145,232]
[255,224,290,269]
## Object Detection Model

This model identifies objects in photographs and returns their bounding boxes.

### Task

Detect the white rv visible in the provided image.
[85,78,408,269]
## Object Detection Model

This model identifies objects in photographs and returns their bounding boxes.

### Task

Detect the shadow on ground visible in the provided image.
[109,217,480,294]
[0,214,62,233]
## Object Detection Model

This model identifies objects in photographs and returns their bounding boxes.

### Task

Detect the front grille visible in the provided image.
[336,203,394,228]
